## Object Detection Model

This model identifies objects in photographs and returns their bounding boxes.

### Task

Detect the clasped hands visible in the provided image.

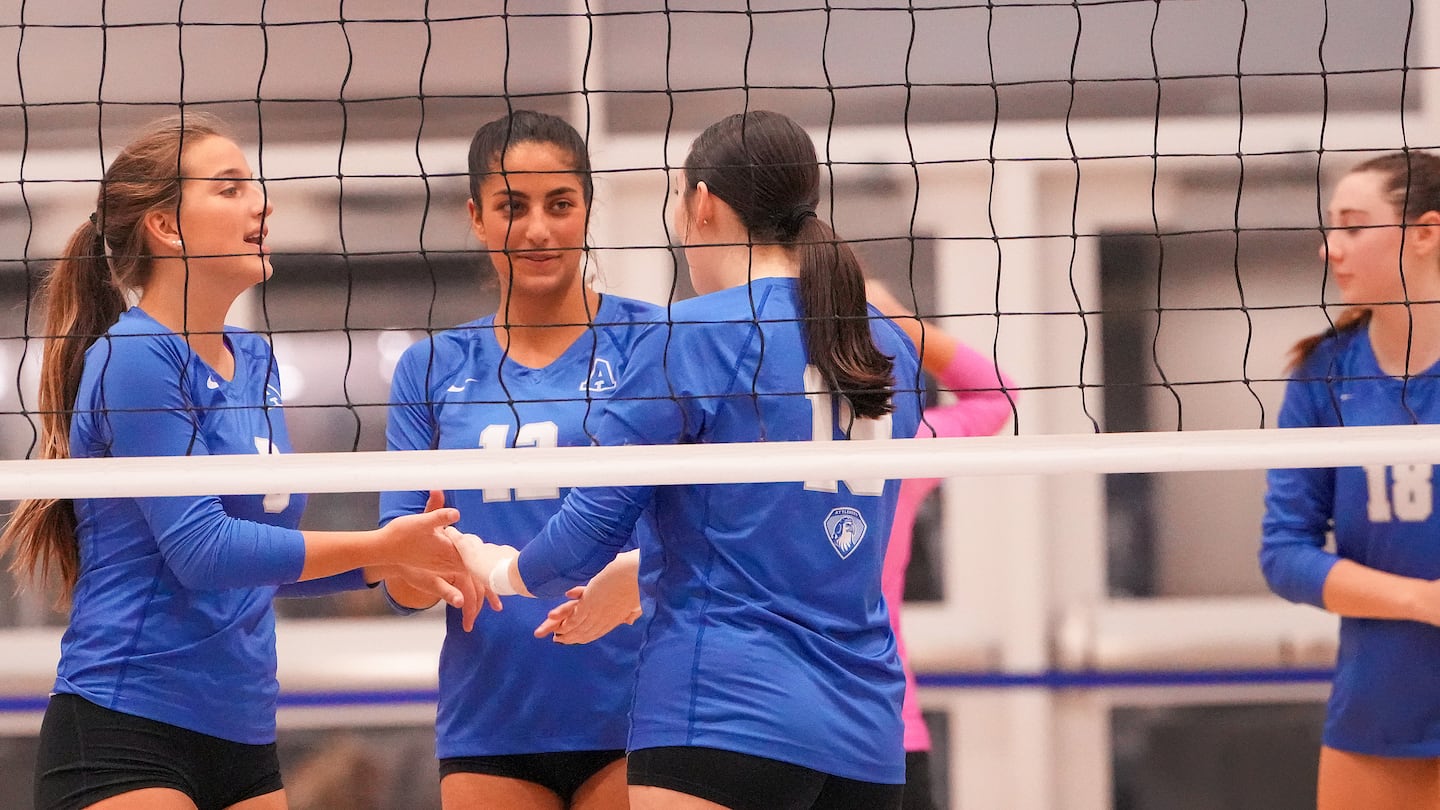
[381,492,641,643]
[374,491,516,632]
[443,535,644,647]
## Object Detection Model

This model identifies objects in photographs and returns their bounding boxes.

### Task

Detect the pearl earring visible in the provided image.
[173,240,183,248]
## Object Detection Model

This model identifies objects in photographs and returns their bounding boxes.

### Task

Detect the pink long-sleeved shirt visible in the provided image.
[884,342,1016,752]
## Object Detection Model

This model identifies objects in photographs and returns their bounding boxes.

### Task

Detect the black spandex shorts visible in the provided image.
[628,745,902,810]
[902,750,939,810]
[34,692,283,810]
[439,749,626,803]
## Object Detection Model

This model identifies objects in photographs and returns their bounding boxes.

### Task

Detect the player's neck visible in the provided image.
[715,243,798,289]
[492,285,600,367]
[1368,301,1440,377]
[136,286,237,378]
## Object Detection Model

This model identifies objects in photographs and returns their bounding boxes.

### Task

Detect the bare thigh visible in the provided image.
[628,785,730,810]
[571,758,629,810]
[87,788,197,810]
[442,772,564,810]
[1317,745,1440,810]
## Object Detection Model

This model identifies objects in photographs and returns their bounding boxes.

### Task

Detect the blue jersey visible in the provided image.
[517,277,923,783]
[1261,325,1440,756]
[58,307,309,745]
[380,294,659,759]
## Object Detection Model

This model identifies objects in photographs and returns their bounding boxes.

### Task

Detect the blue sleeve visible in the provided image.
[277,568,369,597]
[517,322,683,596]
[88,337,306,589]
[520,485,656,596]
[1259,374,1339,608]
[379,342,438,527]
[376,342,444,614]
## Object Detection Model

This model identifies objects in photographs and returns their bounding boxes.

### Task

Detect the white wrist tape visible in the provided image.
[489,557,519,597]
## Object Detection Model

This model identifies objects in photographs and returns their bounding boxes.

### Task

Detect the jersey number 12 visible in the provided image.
[479,422,561,502]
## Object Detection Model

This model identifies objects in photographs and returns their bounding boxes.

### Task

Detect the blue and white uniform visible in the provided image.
[1261,324,1440,757]
[381,293,659,759]
[516,277,923,784]
[59,306,315,745]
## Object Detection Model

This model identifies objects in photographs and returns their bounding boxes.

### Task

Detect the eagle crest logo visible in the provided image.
[823,507,867,559]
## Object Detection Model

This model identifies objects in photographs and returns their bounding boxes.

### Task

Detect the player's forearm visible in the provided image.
[517,489,643,597]
[379,569,442,610]
[606,549,641,578]
[296,529,389,581]
[1323,558,1439,624]
[905,320,959,377]
[277,569,368,598]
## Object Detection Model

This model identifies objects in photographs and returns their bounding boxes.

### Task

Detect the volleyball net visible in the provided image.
[2,1,1436,479]
[1,4,1435,806]
[0,0,1436,607]
[0,0,1428,657]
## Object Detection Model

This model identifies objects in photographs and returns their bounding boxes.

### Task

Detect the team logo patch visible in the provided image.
[824,507,867,559]
[581,357,617,392]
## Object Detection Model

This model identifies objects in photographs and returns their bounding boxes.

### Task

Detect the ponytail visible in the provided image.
[1287,307,1371,372]
[2,112,221,605]
[3,219,124,605]
[790,214,894,419]
[684,110,895,419]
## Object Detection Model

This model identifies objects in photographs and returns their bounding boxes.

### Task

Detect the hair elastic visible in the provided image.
[778,204,817,236]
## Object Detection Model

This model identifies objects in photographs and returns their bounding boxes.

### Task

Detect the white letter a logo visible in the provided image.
[582,358,617,392]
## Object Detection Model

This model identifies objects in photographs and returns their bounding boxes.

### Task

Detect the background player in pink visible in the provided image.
[867,279,1017,810]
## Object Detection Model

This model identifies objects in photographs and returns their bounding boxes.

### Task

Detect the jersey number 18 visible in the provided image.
[1364,463,1434,523]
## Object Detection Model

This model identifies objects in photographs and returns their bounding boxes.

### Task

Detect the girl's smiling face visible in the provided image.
[469,141,589,303]
[170,135,273,287]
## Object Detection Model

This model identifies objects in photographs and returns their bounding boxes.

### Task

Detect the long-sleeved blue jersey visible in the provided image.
[517,278,923,783]
[1262,324,1440,756]
[58,306,309,744]
[381,293,659,759]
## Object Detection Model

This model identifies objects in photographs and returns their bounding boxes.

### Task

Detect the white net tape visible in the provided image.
[4,424,1439,500]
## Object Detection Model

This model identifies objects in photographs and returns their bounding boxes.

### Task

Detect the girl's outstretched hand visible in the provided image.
[533,550,642,644]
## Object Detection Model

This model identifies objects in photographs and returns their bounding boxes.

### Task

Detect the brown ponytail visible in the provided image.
[683,110,894,418]
[2,113,225,605]
[791,214,894,418]
[1287,307,1372,372]
[3,221,120,603]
